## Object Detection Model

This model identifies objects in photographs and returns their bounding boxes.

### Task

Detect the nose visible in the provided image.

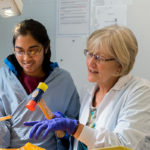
[87,56,96,66]
[22,52,31,60]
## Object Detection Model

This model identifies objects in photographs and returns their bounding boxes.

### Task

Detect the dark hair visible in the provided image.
[13,19,52,74]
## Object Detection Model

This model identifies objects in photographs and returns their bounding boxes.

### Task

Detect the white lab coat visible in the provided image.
[74,74,150,150]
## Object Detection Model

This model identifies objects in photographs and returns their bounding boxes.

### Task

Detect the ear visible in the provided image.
[45,48,48,53]
[45,44,50,54]
[117,65,122,73]
[44,46,49,54]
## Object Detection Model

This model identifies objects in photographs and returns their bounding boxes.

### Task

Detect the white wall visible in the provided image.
[56,0,150,91]
[1,0,150,92]
[127,0,150,80]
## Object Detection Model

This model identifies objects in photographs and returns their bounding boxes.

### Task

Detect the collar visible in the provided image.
[86,74,132,96]
[111,74,132,91]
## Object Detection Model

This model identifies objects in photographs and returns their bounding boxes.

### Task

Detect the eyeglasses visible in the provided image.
[84,49,115,62]
[14,47,43,57]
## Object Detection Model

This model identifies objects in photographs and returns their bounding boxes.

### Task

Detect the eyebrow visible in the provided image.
[15,45,40,49]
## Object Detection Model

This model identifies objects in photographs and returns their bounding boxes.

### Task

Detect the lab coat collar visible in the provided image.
[111,74,132,91]
[86,74,132,96]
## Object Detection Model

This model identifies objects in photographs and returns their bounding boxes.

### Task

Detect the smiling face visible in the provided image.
[86,46,121,87]
[14,34,46,77]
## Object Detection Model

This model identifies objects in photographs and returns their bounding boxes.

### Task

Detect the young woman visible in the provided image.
[0,19,80,150]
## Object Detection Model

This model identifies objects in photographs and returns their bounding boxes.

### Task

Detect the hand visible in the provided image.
[53,111,65,118]
[24,111,65,139]
[24,117,78,140]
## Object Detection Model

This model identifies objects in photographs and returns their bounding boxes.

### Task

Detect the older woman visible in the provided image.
[24,25,150,150]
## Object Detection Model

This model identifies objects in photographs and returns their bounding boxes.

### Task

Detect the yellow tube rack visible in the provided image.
[0,142,46,150]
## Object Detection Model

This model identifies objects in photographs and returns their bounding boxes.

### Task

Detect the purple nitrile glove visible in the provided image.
[24,111,65,139]
[53,111,65,118]
[24,117,78,140]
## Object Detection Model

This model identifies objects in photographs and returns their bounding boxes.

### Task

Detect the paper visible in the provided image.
[56,0,90,36]
[91,0,132,6]
[104,0,132,5]
[91,5,127,32]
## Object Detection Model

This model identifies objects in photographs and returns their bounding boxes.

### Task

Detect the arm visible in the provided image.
[24,79,150,149]
[65,88,80,119]
[58,88,80,150]
[77,83,150,149]
[0,99,11,148]
[57,71,80,150]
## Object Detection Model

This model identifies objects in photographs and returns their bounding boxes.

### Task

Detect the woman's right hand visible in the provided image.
[24,112,78,140]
